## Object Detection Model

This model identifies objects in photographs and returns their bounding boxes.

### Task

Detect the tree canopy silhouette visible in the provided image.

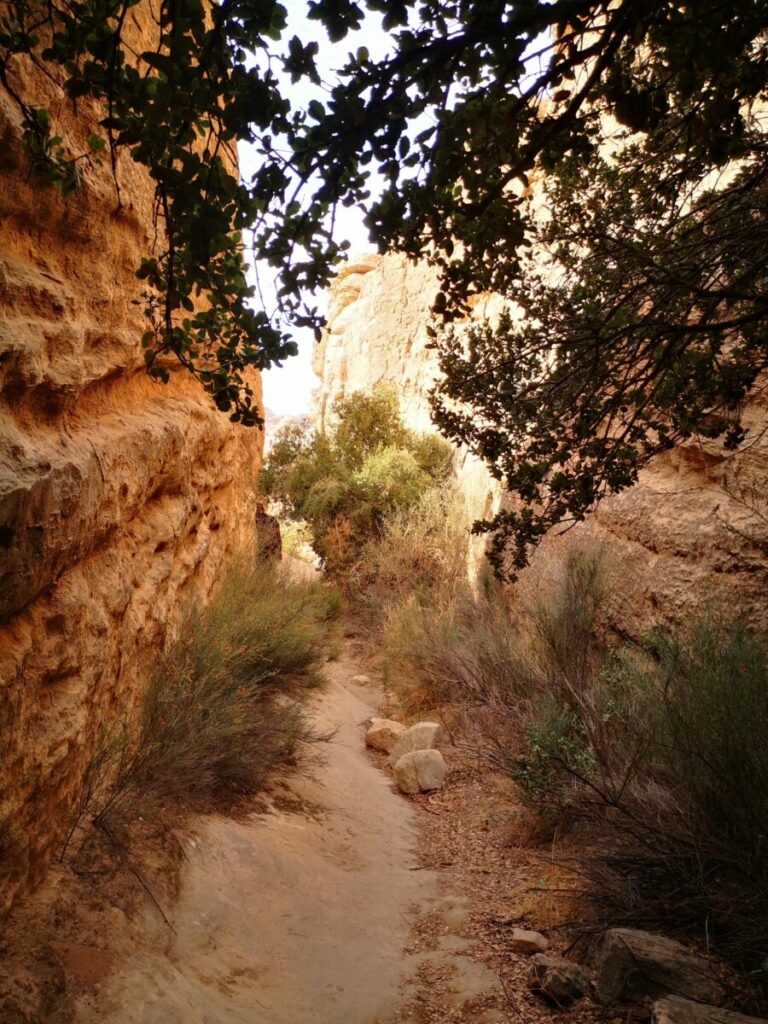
[2,0,768,568]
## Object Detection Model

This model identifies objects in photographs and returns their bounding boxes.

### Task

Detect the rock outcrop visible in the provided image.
[594,928,727,1006]
[0,20,261,912]
[314,253,768,629]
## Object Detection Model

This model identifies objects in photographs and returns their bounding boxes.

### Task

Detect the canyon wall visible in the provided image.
[314,253,768,629]
[0,26,261,912]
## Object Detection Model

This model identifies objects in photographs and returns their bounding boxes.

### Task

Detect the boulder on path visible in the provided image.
[394,749,447,794]
[389,721,443,766]
[594,929,727,1006]
[653,997,766,1024]
[351,674,372,685]
[528,954,590,1005]
[365,718,406,754]
[509,928,548,955]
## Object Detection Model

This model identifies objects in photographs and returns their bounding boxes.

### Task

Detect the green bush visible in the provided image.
[261,386,454,574]
[81,559,341,828]
[356,483,469,611]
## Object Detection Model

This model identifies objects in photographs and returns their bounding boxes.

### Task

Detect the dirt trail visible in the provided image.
[74,649,487,1024]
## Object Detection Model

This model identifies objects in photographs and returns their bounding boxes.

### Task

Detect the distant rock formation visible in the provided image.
[312,253,501,572]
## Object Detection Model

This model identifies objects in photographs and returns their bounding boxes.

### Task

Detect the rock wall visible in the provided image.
[0,25,261,912]
[313,253,768,629]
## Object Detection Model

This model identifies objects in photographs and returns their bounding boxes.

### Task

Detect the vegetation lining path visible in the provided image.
[72,647,451,1022]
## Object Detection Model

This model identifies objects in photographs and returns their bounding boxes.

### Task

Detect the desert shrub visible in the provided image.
[261,386,454,574]
[383,548,768,969]
[571,617,768,967]
[352,483,469,613]
[79,559,341,831]
[382,547,604,719]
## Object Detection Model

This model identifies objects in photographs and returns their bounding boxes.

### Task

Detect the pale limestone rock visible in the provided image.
[389,721,443,766]
[0,15,260,914]
[594,929,726,1006]
[394,749,447,794]
[527,954,590,1005]
[652,997,765,1024]
[312,253,501,576]
[509,928,548,954]
[351,674,372,684]
[365,718,406,754]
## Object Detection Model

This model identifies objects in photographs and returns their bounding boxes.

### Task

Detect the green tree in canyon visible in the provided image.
[2,0,767,569]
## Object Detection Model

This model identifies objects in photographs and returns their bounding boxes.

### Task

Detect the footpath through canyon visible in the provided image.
[51,640,516,1024]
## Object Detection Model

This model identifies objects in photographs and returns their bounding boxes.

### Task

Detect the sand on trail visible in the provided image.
[85,652,440,1024]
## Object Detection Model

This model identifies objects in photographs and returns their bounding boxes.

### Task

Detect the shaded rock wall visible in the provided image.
[0,28,261,911]
[313,253,768,629]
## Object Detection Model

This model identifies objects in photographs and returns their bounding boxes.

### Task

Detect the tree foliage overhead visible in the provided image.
[3,0,768,568]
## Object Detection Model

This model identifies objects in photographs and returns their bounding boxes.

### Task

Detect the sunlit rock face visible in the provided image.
[0,16,262,912]
[312,253,501,570]
[314,254,768,629]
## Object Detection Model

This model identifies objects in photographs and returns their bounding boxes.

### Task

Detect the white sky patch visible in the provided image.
[238,6,393,415]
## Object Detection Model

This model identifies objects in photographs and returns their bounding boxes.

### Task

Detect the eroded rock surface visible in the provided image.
[0,19,261,912]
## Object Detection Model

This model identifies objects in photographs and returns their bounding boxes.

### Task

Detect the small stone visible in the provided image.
[653,997,766,1024]
[389,721,443,766]
[365,718,406,753]
[594,929,726,1006]
[509,928,548,954]
[350,674,372,684]
[528,954,590,1005]
[394,749,448,794]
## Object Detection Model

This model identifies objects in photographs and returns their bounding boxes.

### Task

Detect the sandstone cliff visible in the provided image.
[0,28,261,911]
[314,253,768,628]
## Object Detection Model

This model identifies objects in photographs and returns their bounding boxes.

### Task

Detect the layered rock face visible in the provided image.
[314,253,768,627]
[0,30,261,911]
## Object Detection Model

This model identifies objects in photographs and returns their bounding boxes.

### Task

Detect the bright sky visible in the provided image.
[239,5,393,416]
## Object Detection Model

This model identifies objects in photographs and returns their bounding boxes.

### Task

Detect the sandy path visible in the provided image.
[86,651,441,1024]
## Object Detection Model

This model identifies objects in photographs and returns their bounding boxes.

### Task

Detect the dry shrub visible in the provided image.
[72,558,341,836]
[383,546,768,975]
[351,483,469,619]
[382,547,603,721]
[567,617,768,975]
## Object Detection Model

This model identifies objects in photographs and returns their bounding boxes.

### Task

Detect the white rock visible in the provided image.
[365,718,406,753]
[510,928,548,954]
[394,749,447,794]
[350,674,372,684]
[388,721,443,766]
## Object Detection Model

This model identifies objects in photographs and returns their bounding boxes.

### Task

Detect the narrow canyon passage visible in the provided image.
[77,650,447,1024]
